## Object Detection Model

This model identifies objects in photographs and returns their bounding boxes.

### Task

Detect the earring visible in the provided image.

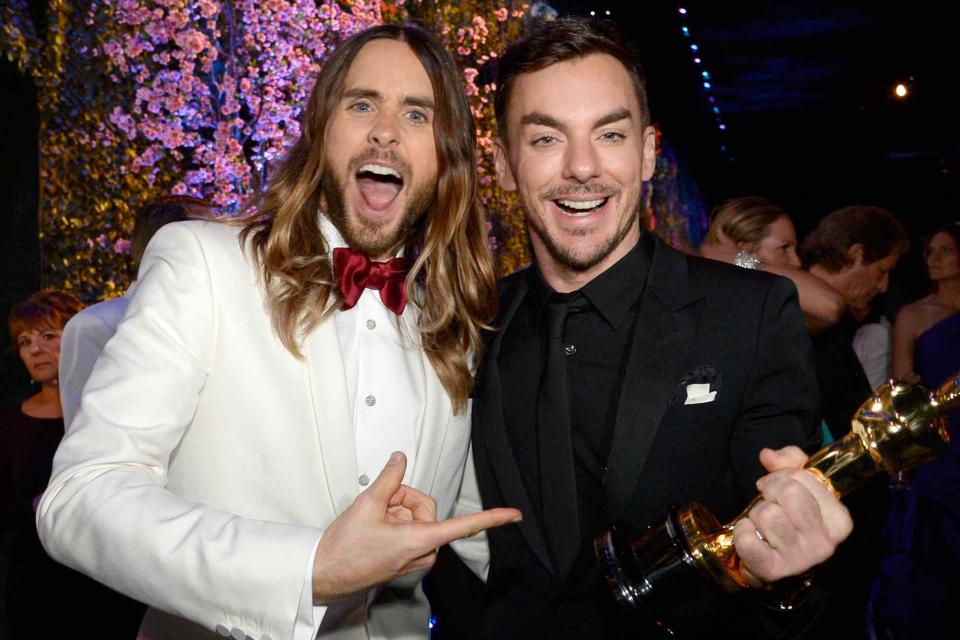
[734,250,763,270]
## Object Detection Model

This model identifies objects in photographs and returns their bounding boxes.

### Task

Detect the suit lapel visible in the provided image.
[478,274,556,577]
[603,238,703,522]
[303,317,359,516]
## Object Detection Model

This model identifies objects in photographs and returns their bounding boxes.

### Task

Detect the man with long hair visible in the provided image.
[450,18,854,638]
[38,25,518,640]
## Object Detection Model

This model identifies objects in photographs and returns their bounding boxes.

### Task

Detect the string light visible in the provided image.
[676,5,730,155]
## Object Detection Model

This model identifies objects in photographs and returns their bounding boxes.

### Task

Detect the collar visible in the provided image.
[527,234,651,329]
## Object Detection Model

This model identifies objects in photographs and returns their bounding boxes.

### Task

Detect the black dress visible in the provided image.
[1,404,145,638]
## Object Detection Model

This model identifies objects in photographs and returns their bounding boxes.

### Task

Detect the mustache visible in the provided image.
[348,149,411,178]
[541,183,617,199]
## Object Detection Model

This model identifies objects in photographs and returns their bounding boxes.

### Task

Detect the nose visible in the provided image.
[562,136,601,183]
[368,113,399,148]
[787,248,801,268]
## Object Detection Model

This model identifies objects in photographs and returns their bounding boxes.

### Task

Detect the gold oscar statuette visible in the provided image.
[596,374,959,631]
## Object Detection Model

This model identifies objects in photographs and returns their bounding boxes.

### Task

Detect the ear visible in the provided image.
[640,125,657,182]
[847,243,865,266]
[494,138,517,192]
[736,241,755,254]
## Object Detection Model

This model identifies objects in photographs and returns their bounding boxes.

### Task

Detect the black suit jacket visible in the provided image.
[460,236,824,639]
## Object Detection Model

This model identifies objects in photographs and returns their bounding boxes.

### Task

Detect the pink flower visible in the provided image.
[113,238,132,255]
[175,29,208,55]
[197,0,220,19]
[494,8,508,22]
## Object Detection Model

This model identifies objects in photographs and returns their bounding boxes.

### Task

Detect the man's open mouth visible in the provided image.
[356,163,404,211]
[553,197,609,216]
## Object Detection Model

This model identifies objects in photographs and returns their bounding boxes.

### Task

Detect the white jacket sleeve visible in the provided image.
[58,300,126,430]
[37,222,324,640]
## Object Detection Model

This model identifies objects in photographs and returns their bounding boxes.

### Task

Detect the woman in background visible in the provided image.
[1,289,144,638]
[1,290,83,636]
[872,222,960,639]
[700,196,845,333]
[892,223,960,385]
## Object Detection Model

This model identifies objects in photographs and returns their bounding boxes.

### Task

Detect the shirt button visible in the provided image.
[365,395,376,407]
[359,474,370,487]
[564,344,577,356]
[366,319,376,330]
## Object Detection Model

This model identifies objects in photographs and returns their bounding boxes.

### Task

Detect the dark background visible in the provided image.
[2,1,956,405]
[551,1,957,239]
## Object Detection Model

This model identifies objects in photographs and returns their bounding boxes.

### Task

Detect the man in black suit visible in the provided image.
[439,18,855,639]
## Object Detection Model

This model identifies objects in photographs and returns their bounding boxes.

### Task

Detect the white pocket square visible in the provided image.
[684,383,717,405]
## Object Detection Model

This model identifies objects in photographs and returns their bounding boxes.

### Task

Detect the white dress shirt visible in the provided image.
[296,217,424,639]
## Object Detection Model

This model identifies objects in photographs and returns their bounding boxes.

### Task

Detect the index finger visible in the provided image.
[389,485,437,521]
[419,508,522,548]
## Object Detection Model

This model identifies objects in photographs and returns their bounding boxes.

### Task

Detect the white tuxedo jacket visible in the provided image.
[37,221,488,640]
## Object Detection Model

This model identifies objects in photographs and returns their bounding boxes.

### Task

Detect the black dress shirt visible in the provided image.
[499,237,651,596]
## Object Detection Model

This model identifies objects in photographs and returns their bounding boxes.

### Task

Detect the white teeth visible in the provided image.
[558,198,604,210]
[359,164,401,179]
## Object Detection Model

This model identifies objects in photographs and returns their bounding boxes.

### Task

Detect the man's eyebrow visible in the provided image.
[403,95,435,110]
[519,108,633,130]
[520,112,564,130]
[594,108,632,128]
[340,88,435,111]
[342,87,381,101]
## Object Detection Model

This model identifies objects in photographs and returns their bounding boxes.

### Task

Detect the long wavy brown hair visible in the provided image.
[239,24,496,413]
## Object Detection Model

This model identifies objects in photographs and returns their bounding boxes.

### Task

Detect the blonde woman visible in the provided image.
[701,197,845,333]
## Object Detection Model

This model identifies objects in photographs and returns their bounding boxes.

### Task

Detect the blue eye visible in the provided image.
[533,135,556,146]
[350,101,372,113]
[408,111,427,123]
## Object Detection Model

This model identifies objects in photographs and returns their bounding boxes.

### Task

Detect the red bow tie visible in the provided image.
[333,247,410,315]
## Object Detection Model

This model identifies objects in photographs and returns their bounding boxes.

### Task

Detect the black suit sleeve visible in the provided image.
[727,277,828,640]
[729,276,822,499]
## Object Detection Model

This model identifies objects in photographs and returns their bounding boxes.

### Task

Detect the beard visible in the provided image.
[527,184,642,272]
[321,153,435,258]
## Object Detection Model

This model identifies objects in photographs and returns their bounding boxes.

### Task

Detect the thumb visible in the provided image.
[759,445,808,473]
[366,451,407,503]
